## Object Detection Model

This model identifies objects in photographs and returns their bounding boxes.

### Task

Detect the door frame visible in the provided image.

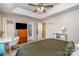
[42,23,46,39]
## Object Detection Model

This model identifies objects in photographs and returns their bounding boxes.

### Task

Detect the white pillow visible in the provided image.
[71,50,79,56]
[74,43,79,51]
[71,44,79,56]
[75,43,79,47]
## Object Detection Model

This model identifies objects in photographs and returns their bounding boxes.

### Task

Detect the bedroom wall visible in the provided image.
[41,8,79,42]
[0,13,39,40]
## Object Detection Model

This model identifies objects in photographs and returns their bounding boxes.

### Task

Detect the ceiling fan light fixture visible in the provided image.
[37,7,45,12]
[28,3,53,13]
[41,7,44,10]
[37,7,40,11]
[40,9,43,12]
[40,7,44,12]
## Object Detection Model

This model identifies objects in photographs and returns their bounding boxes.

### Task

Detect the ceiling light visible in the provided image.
[40,7,44,12]
[41,7,44,10]
[29,3,53,13]
[37,7,40,11]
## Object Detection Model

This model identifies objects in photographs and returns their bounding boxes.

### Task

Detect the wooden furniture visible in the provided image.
[8,36,19,51]
[17,29,27,44]
[52,33,67,41]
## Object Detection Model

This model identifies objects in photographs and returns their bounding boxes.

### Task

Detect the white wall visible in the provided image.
[41,8,79,42]
[0,13,39,40]
[41,3,79,19]
[14,16,39,40]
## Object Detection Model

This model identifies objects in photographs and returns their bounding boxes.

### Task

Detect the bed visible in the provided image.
[16,38,69,56]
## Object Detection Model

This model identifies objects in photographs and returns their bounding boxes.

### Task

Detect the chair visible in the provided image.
[7,36,19,51]
[6,36,19,54]
[10,36,19,48]
[0,43,6,56]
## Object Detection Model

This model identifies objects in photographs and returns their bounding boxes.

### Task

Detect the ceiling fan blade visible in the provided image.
[28,3,38,6]
[34,9,37,12]
[43,9,46,13]
[44,5,53,7]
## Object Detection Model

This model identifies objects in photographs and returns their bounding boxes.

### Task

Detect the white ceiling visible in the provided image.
[0,3,59,13]
[0,3,79,19]
[16,3,59,14]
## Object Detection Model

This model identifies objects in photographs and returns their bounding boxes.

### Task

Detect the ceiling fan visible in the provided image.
[28,3,53,13]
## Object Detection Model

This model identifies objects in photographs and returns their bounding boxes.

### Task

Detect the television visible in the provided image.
[16,23,27,29]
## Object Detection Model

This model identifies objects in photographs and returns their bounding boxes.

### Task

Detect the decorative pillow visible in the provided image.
[71,50,79,56]
[0,43,6,56]
[64,41,75,56]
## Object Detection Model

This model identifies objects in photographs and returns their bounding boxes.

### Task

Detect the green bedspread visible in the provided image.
[16,38,68,56]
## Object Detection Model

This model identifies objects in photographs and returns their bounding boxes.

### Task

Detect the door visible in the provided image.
[42,23,46,39]
[17,29,27,44]
[3,18,15,37]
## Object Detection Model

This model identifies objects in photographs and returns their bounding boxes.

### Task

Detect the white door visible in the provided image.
[38,23,42,40]
[3,18,15,37]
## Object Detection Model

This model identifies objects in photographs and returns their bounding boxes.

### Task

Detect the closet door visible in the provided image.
[17,29,27,44]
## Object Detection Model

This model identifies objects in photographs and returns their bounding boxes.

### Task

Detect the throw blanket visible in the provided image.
[16,38,68,56]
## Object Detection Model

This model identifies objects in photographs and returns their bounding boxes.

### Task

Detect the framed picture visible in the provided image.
[28,24,32,36]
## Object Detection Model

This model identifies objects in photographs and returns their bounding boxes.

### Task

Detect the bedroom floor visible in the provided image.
[5,49,18,56]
